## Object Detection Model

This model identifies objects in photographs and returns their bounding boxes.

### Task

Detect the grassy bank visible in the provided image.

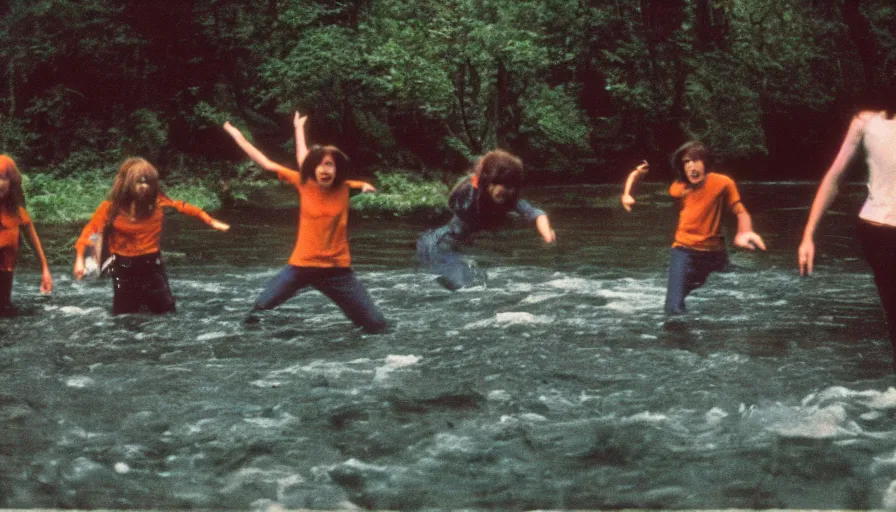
[22,170,452,224]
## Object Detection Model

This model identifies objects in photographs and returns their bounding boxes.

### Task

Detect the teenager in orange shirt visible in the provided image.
[73,158,230,314]
[0,155,53,316]
[621,142,765,314]
[223,113,388,333]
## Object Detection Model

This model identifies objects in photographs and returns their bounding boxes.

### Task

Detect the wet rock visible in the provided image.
[386,385,484,413]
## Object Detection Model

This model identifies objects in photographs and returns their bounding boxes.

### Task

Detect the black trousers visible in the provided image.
[111,252,176,315]
[0,270,14,316]
[857,220,896,363]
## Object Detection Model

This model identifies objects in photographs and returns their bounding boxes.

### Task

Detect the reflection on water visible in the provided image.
[2,183,896,509]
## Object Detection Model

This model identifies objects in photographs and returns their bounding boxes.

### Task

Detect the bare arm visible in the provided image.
[223,121,298,180]
[161,196,231,232]
[733,210,766,251]
[346,180,376,193]
[798,114,867,275]
[621,161,649,212]
[73,202,110,280]
[294,112,309,168]
[22,222,53,293]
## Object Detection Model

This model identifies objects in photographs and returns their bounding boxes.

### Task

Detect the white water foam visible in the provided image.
[54,306,104,316]
[374,354,422,382]
[463,312,554,329]
[744,386,896,441]
[66,376,96,388]
[196,331,231,341]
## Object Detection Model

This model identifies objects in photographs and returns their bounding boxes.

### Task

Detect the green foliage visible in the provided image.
[23,171,110,224]
[22,171,222,225]
[351,171,449,217]
[0,0,893,181]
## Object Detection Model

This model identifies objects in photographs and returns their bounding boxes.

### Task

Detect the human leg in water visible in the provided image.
[664,247,728,315]
[0,271,17,317]
[313,268,388,333]
[857,221,896,371]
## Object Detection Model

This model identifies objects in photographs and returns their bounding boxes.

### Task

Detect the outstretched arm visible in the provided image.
[621,161,649,212]
[294,112,309,168]
[161,196,230,232]
[798,114,866,276]
[223,121,298,181]
[22,222,53,293]
[346,180,376,193]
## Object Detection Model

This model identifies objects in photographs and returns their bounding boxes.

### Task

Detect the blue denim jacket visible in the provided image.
[418,176,545,258]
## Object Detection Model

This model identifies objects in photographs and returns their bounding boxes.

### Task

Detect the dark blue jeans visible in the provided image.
[253,265,388,333]
[664,247,728,315]
[416,228,479,291]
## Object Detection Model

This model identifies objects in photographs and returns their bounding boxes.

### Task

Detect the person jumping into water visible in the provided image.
[417,149,555,291]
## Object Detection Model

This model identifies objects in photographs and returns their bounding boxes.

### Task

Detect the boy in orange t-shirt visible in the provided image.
[621,142,766,314]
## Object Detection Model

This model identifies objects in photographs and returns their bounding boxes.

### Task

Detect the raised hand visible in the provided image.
[294,111,307,129]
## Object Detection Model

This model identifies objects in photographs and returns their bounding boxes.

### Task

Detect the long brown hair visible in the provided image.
[0,155,26,215]
[105,157,161,230]
[475,149,523,211]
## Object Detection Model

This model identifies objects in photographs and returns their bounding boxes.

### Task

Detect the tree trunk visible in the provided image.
[840,0,882,95]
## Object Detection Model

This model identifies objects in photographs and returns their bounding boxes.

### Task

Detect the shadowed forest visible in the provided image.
[1,0,894,183]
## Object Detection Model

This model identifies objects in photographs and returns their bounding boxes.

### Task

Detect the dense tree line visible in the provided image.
[0,0,893,182]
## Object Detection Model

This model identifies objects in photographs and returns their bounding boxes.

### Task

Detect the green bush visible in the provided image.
[351,170,450,217]
[23,172,222,224]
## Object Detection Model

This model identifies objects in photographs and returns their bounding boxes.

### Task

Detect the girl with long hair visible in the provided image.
[222,113,388,333]
[417,149,556,291]
[0,155,53,315]
[72,158,230,314]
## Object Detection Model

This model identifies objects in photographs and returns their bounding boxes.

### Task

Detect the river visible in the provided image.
[2,183,895,509]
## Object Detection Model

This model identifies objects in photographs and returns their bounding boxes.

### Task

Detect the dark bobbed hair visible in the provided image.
[301,145,349,186]
[474,149,523,209]
[106,157,161,229]
[0,154,26,214]
[671,141,714,182]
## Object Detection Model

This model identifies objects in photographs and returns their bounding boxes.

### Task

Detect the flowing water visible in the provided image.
[2,183,896,510]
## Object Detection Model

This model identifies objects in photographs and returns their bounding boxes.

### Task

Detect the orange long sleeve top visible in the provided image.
[670,173,747,252]
[0,206,31,271]
[278,171,367,268]
[75,195,214,257]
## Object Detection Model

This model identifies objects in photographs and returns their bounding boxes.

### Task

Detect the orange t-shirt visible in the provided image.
[75,195,214,257]
[279,172,366,268]
[0,206,31,271]
[670,173,747,252]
